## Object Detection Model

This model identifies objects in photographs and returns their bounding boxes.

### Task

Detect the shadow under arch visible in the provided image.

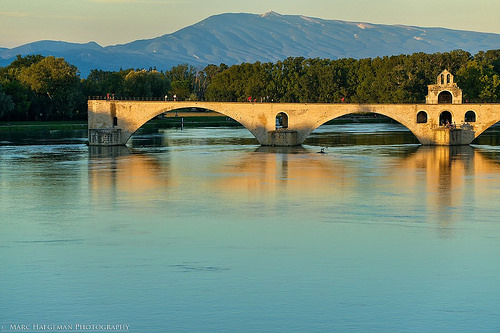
[304,112,419,146]
[126,106,251,145]
[472,117,500,141]
[472,121,500,145]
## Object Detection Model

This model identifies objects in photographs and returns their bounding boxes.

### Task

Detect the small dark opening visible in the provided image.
[417,111,428,124]
[465,111,476,122]
[276,112,288,129]
[113,116,118,127]
[438,91,453,104]
[439,111,452,126]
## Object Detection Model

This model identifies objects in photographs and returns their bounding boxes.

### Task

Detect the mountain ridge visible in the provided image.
[1,12,500,76]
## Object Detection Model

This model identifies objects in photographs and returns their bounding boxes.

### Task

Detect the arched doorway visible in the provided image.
[438,91,453,104]
[439,111,452,126]
[276,112,288,129]
[416,111,428,124]
[465,110,476,122]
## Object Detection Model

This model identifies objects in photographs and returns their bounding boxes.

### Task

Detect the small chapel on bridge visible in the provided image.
[426,69,463,104]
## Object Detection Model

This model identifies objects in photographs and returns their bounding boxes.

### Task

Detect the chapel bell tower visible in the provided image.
[426,69,463,104]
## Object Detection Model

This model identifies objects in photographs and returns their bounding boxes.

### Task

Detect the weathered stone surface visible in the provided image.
[88,128,122,145]
[268,130,299,146]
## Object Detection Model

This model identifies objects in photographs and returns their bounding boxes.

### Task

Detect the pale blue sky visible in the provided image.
[1,0,498,48]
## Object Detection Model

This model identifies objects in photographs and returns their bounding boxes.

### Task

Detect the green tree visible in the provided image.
[0,84,14,120]
[166,64,196,100]
[432,50,472,75]
[353,58,377,103]
[205,64,241,101]
[0,54,45,80]
[456,60,500,102]
[402,52,435,103]
[0,54,45,120]
[82,69,130,98]
[18,56,81,120]
[202,50,500,104]
[0,80,31,120]
[123,69,169,98]
[194,64,228,100]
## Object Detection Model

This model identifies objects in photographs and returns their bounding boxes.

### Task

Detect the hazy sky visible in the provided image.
[1,0,499,48]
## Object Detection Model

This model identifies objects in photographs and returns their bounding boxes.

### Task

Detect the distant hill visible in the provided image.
[1,11,500,77]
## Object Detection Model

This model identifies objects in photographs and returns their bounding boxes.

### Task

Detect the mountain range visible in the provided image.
[1,11,500,77]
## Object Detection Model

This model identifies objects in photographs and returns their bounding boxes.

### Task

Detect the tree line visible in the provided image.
[1,49,499,121]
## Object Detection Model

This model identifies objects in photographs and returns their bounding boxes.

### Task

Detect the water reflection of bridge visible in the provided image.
[88,70,500,146]
[89,145,500,228]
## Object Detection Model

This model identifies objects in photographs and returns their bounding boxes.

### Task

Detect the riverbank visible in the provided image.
[0,121,87,129]
[0,121,88,145]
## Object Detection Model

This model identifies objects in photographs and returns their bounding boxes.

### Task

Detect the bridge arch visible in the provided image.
[127,106,245,140]
[304,108,421,145]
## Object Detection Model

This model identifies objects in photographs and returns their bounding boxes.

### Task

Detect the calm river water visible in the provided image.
[1,123,500,332]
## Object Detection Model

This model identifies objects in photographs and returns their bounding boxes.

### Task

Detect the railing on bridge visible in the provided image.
[89,96,168,101]
[88,96,279,103]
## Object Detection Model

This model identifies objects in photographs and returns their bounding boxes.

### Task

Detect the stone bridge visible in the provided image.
[87,70,500,146]
[88,100,500,146]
